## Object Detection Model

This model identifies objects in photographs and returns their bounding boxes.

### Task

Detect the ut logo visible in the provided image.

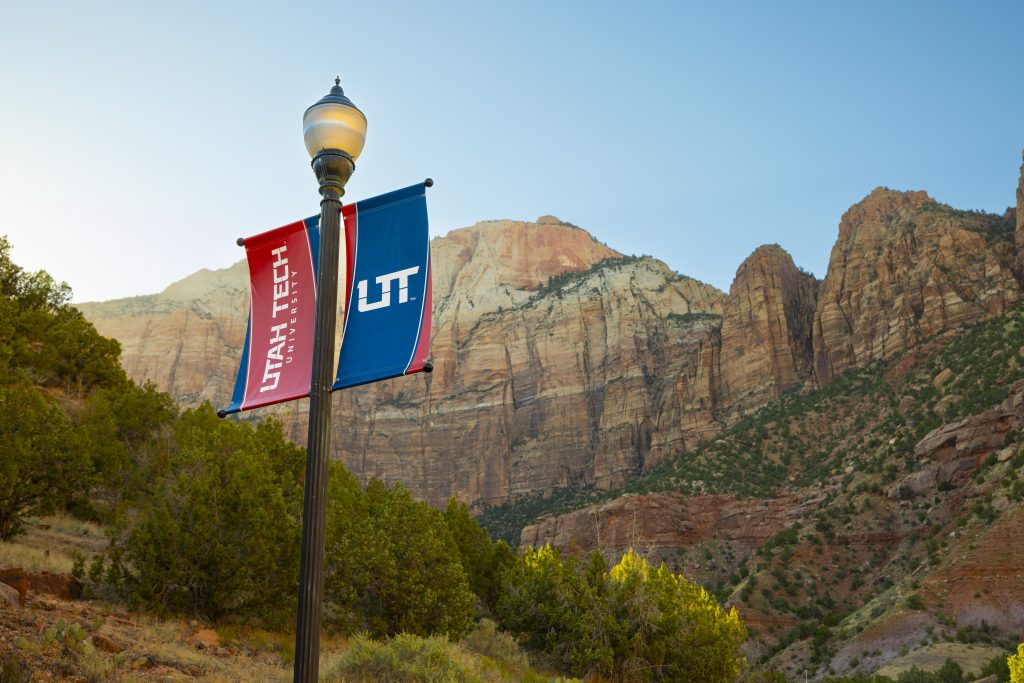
[357,266,419,312]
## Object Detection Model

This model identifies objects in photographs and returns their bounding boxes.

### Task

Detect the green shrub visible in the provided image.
[497,546,746,681]
[324,473,475,639]
[0,378,83,539]
[1010,643,1024,683]
[113,405,304,620]
[444,498,515,610]
[325,633,491,683]
[461,619,534,679]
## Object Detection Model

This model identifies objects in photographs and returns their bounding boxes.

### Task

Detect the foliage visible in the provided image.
[444,498,515,610]
[112,405,304,620]
[497,546,746,681]
[15,619,94,656]
[324,473,475,639]
[0,237,171,537]
[1010,643,1024,683]
[529,255,643,301]
[460,618,531,674]
[0,237,122,392]
[324,632,564,683]
[0,378,83,539]
[667,311,723,325]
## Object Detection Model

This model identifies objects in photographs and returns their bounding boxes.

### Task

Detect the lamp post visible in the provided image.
[294,77,367,683]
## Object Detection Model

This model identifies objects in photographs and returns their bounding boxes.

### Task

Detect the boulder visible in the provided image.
[0,568,81,601]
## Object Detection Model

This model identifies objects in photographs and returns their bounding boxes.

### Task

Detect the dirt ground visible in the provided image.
[0,517,346,682]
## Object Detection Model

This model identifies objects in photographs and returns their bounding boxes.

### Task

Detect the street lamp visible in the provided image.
[293,77,367,683]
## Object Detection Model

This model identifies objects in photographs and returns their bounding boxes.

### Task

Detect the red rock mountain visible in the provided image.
[716,244,818,418]
[80,156,1024,510]
[812,188,1019,385]
[79,157,1024,677]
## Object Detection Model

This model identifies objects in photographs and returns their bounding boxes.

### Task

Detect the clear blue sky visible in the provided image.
[1,1,1021,302]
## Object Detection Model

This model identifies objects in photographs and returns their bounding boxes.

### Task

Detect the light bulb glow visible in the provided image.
[303,102,367,160]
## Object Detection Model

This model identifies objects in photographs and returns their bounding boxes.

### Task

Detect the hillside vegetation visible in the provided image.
[480,302,1024,678]
[0,237,747,681]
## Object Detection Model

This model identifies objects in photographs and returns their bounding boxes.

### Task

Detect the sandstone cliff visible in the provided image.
[333,255,726,504]
[82,185,1024,509]
[812,188,1019,385]
[716,244,818,417]
[79,260,251,405]
[520,491,820,560]
[81,218,728,506]
[1017,149,1024,253]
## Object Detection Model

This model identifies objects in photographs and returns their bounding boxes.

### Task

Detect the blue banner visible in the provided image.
[334,183,432,390]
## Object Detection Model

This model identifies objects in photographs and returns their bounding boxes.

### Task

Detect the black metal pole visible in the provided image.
[293,150,352,683]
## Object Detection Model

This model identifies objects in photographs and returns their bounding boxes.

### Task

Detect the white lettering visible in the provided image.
[357,266,420,313]
[259,322,288,393]
[271,245,289,319]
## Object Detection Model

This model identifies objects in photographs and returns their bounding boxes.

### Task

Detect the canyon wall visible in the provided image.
[81,182,1023,508]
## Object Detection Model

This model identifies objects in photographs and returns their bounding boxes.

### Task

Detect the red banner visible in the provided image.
[221,216,319,414]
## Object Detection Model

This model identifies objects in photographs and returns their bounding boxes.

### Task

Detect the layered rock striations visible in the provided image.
[812,188,1020,385]
[81,218,728,506]
[519,491,821,559]
[716,245,818,417]
[332,255,726,504]
[79,260,251,405]
[1017,149,1024,254]
[82,182,1024,509]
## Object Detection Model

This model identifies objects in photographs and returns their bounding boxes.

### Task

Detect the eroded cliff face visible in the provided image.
[79,260,251,405]
[81,184,1023,509]
[81,218,728,506]
[520,491,821,560]
[716,245,818,418]
[1017,150,1024,253]
[332,256,726,504]
[812,188,1019,385]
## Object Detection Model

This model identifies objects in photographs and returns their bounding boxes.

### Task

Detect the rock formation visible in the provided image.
[81,182,1024,509]
[520,491,821,559]
[716,245,818,417]
[1017,148,1024,254]
[900,378,1024,495]
[81,218,728,506]
[332,255,726,504]
[78,260,251,406]
[813,188,1019,385]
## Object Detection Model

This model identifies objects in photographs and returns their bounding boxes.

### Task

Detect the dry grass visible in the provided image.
[0,517,316,680]
[0,515,106,574]
[874,642,1007,679]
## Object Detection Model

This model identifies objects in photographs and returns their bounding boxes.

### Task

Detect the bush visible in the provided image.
[113,405,304,620]
[325,633,502,683]
[444,498,515,611]
[461,619,530,673]
[1010,643,1024,683]
[324,473,475,639]
[0,378,84,539]
[497,546,746,681]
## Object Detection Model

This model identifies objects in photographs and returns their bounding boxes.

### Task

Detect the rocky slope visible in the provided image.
[81,161,1024,511]
[1018,150,1024,254]
[82,217,732,506]
[514,303,1024,679]
[812,188,1019,385]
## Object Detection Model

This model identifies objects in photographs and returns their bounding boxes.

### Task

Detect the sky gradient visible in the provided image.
[1,1,1022,302]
